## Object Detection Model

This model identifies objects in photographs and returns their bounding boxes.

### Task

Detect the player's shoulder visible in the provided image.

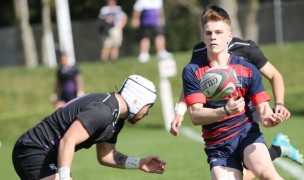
[193,42,206,52]
[229,37,257,49]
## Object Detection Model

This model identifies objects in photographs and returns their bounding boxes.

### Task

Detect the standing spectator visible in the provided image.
[132,0,172,63]
[52,52,84,109]
[98,0,127,62]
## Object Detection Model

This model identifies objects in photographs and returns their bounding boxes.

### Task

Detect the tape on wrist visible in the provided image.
[58,167,70,180]
[125,157,140,169]
[223,105,230,116]
[175,103,187,115]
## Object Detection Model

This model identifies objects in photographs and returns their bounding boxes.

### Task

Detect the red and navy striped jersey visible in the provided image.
[182,50,270,146]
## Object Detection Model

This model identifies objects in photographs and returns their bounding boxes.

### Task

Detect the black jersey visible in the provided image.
[191,37,268,70]
[25,93,124,151]
[57,66,80,93]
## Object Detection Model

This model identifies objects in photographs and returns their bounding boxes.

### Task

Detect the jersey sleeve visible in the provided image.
[77,102,113,137]
[182,65,206,106]
[248,40,268,69]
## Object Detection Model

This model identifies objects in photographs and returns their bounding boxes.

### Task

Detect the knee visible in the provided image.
[257,168,282,180]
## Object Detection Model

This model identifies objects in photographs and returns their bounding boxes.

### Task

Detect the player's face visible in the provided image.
[203,21,232,55]
[128,104,152,124]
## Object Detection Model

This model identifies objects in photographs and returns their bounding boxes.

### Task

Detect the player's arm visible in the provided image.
[188,96,245,125]
[57,119,90,179]
[259,61,290,119]
[255,101,283,128]
[170,91,187,136]
[131,10,140,28]
[96,142,166,174]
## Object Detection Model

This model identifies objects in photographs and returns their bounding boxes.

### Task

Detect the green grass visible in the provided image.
[1,42,304,179]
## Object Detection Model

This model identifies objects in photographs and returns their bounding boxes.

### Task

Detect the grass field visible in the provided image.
[1,42,304,179]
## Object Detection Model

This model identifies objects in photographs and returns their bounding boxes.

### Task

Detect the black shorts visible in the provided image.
[59,92,77,102]
[140,26,165,39]
[12,134,58,179]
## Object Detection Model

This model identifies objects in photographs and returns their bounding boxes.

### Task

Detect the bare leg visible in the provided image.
[244,143,283,180]
[110,47,119,61]
[101,47,110,62]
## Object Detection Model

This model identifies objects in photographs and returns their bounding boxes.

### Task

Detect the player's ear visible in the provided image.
[228,31,233,44]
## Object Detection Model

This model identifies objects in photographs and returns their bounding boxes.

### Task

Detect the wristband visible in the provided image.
[125,157,140,169]
[275,103,284,106]
[58,167,70,180]
[175,103,187,115]
[223,105,230,116]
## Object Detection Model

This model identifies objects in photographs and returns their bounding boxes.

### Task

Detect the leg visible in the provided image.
[271,133,304,164]
[54,100,66,110]
[139,37,150,54]
[243,169,256,180]
[101,47,111,62]
[155,35,172,60]
[155,34,166,52]
[211,166,242,180]
[110,47,119,62]
[138,37,150,62]
[244,143,283,180]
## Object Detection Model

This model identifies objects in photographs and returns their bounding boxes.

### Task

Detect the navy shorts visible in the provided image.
[204,122,266,171]
[140,26,165,39]
[12,134,58,179]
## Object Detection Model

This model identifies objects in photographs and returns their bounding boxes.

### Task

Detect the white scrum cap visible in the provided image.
[119,75,157,120]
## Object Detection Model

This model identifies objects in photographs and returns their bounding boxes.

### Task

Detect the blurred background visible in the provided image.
[1,0,304,179]
[0,0,303,67]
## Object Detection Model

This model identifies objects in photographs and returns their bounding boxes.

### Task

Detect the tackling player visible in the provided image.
[13,75,166,180]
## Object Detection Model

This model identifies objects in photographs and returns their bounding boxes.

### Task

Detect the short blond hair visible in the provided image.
[201,5,231,27]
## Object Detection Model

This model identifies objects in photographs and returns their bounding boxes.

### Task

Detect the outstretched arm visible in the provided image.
[96,142,166,174]
[170,91,187,136]
[259,62,290,119]
[255,101,283,128]
[58,120,90,179]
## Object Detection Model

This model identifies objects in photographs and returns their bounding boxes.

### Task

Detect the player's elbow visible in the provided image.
[190,116,201,126]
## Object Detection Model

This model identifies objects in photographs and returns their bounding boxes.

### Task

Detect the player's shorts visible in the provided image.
[140,26,165,39]
[204,122,266,171]
[12,134,58,179]
[102,27,123,48]
[59,92,77,102]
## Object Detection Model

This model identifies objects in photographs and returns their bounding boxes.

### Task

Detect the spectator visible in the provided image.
[51,52,84,109]
[98,0,127,62]
[132,0,172,63]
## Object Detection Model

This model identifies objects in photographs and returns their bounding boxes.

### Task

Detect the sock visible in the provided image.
[269,145,282,160]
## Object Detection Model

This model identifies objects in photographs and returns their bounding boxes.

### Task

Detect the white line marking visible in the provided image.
[180,127,304,179]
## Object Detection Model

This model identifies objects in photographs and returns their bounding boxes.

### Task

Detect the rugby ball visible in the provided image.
[200,65,237,100]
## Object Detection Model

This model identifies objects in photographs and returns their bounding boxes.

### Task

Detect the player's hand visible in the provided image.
[139,156,166,174]
[170,114,184,136]
[261,113,283,128]
[273,103,291,120]
[225,96,245,115]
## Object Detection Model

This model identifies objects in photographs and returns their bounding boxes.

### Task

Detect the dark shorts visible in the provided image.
[204,122,266,171]
[140,26,165,39]
[59,92,77,102]
[12,134,58,180]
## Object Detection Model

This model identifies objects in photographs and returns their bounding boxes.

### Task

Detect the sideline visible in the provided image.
[180,126,304,179]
